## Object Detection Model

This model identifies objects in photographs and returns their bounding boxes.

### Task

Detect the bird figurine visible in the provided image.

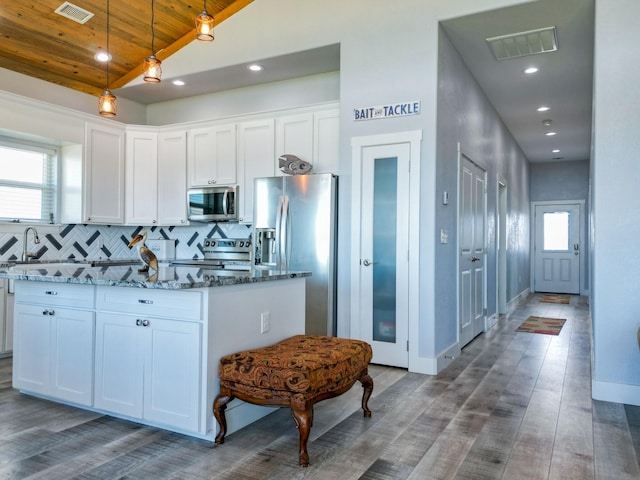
[127,230,159,273]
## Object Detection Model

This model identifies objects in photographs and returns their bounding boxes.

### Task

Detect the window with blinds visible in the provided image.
[0,140,58,223]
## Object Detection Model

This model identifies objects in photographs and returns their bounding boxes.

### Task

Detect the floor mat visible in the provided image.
[539,294,571,304]
[516,316,566,335]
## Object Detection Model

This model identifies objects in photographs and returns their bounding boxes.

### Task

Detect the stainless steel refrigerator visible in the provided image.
[253,173,338,336]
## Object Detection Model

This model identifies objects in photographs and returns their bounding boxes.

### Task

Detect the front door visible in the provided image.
[533,203,581,294]
[459,153,487,347]
[355,143,410,368]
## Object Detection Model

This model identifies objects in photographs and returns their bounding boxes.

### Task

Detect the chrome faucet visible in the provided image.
[22,226,40,262]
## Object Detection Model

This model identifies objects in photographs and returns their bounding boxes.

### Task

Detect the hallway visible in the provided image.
[0,293,639,479]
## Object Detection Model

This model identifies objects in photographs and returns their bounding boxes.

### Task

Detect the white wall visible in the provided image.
[591,0,640,405]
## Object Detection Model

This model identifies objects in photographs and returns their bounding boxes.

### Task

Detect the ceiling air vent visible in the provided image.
[54,2,95,24]
[486,26,558,60]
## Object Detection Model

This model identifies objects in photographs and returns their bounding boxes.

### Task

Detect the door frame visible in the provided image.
[350,130,422,369]
[456,143,488,344]
[530,199,586,295]
[496,177,508,316]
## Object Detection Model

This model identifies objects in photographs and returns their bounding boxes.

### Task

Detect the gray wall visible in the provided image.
[435,27,531,350]
[591,0,640,404]
[530,160,590,292]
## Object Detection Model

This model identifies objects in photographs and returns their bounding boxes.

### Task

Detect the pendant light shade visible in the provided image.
[143,55,162,83]
[99,0,117,117]
[144,0,162,83]
[99,89,117,117]
[196,0,215,41]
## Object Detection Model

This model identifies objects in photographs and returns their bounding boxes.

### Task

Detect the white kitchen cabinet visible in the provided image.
[187,124,237,187]
[237,119,275,223]
[125,128,158,225]
[94,286,202,432]
[275,113,314,176]
[158,129,189,225]
[84,121,125,224]
[4,289,13,354]
[13,281,95,406]
[313,108,340,174]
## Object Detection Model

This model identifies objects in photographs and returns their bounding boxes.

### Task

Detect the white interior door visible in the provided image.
[534,203,580,294]
[356,143,410,368]
[459,153,487,347]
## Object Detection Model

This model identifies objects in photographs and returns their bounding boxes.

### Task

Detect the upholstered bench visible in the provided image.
[213,335,374,467]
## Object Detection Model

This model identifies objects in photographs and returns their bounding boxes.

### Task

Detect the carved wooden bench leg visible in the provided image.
[213,387,234,445]
[290,399,314,467]
[359,371,374,418]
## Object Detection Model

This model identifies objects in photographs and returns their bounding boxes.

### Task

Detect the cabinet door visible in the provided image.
[275,113,313,177]
[95,313,144,417]
[84,122,125,224]
[158,130,188,225]
[237,119,275,223]
[313,109,340,174]
[50,308,94,405]
[144,318,202,431]
[0,282,5,355]
[187,124,237,187]
[125,130,158,225]
[13,303,51,394]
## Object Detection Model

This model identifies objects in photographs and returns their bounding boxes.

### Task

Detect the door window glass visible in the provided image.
[372,157,397,343]
[543,211,569,251]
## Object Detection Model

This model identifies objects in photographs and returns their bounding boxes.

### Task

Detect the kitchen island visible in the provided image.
[0,262,309,440]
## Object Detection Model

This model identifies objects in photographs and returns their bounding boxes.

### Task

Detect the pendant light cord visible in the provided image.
[106,0,110,88]
[151,0,155,54]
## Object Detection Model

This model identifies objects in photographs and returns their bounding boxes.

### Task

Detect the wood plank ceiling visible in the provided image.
[0,0,253,97]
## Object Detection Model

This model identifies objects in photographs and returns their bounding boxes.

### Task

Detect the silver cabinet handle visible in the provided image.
[470,256,480,262]
[42,309,54,315]
[138,299,153,304]
[45,290,58,295]
[136,319,151,327]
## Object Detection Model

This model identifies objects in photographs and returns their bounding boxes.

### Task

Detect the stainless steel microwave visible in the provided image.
[187,185,238,222]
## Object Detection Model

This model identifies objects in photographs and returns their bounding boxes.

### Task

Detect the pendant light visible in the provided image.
[143,0,162,83]
[99,0,117,117]
[195,0,215,41]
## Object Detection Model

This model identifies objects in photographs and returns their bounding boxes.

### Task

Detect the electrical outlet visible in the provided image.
[261,312,270,333]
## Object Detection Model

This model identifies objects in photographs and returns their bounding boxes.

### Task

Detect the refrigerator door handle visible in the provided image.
[281,195,290,272]
[275,195,284,265]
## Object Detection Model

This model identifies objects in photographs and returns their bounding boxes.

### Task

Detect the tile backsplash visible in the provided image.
[0,223,252,262]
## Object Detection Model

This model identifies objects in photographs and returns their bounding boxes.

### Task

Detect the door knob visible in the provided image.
[362,259,373,266]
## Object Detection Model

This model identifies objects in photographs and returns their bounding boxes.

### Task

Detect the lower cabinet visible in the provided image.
[94,312,202,432]
[13,303,94,405]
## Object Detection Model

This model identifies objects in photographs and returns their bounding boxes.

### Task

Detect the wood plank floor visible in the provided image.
[1,293,639,479]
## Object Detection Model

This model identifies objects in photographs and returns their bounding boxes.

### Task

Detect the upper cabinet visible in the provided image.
[125,128,188,226]
[237,119,275,224]
[84,121,125,224]
[275,113,314,177]
[125,129,158,225]
[187,124,237,187]
[313,108,340,175]
[157,130,188,225]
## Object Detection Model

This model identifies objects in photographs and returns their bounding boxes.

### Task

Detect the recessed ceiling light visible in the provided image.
[524,66,539,74]
[172,80,185,86]
[552,149,560,153]
[94,51,111,62]
[537,106,550,112]
[248,64,263,72]
[545,131,557,136]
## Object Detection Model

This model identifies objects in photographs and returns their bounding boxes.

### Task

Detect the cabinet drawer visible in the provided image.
[96,286,202,321]
[14,281,95,308]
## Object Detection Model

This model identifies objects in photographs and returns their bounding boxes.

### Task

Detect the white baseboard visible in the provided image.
[508,288,530,314]
[486,313,499,331]
[592,379,640,407]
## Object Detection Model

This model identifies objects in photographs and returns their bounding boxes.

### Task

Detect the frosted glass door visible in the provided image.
[358,143,409,368]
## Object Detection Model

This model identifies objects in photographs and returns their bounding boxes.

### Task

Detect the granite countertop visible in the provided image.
[0,260,310,290]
